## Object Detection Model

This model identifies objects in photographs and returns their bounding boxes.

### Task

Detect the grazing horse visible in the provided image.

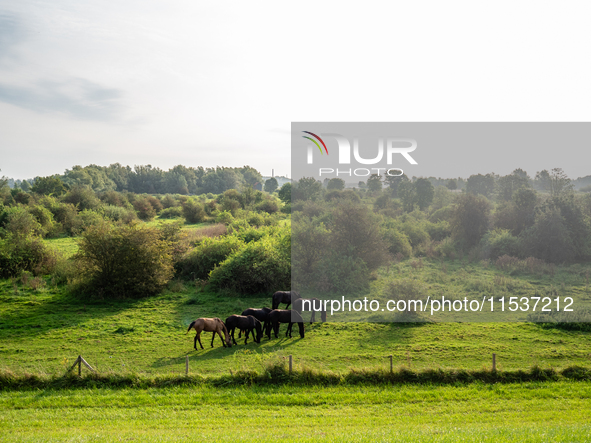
[186,318,232,350]
[267,309,305,339]
[271,291,301,310]
[225,315,262,345]
[239,307,273,339]
[292,297,327,323]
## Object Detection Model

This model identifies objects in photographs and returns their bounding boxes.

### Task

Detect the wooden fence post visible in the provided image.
[492,353,496,371]
[68,356,96,376]
[289,355,293,374]
[388,355,393,373]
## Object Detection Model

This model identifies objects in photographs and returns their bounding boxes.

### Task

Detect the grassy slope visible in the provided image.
[1,383,590,442]
[1,270,590,376]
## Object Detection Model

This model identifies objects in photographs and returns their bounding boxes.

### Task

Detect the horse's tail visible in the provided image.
[187,320,196,333]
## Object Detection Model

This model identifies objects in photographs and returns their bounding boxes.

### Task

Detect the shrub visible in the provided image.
[73,209,105,233]
[209,228,290,294]
[74,222,174,298]
[382,228,413,258]
[1,206,44,237]
[63,186,101,211]
[215,210,234,225]
[255,199,279,214]
[101,205,137,223]
[182,198,206,223]
[315,253,369,294]
[481,229,521,259]
[0,234,57,277]
[159,206,183,219]
[176,235,244,279]
[133,196,157,221]
[425,220,451,242]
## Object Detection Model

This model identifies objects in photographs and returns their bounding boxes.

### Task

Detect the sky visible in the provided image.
[1,1,591,180]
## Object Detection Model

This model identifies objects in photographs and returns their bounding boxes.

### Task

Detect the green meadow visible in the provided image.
[1,383,590,442]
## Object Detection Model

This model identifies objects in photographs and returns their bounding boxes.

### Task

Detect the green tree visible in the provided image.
[450,193,491,249]
[293,177,322,201]
[446,179,457,190]
[366,174,383,193]
[278,182,292,204]
[384,173,408,197]
[414,178,434,210]
[466,173,496,198]
[534,168,573,196]
[398,181,417,212]
[326,178,345,191]
[496,171,531,201]
[75,222,174,298]
[31,175,67,196]
[264,177,278,193]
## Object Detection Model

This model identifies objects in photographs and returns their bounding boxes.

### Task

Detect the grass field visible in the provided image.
[1,382,590,442]
[3,242,591,441]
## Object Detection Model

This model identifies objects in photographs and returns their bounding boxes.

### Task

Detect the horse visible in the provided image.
[225,315,262,345]
[186,318,232,350]
[292,297,327,323]
[267,309,305,339]
[239,307,273,338]
[271,291,301,310]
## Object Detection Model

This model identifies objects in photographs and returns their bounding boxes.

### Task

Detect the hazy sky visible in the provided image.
[1,1,591,180]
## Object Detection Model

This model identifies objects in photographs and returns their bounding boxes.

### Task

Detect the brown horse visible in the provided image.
[186,318,232,350]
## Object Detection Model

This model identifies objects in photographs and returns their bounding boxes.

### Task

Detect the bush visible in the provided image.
[74,222,174,298]
[481,229,521,259]
[176,235,244,279]
[182,198,206,223]
[209,228,290,294]
[101,205,137,223]
[255,199,279,214]
[159,206,183,219]
[382,228,412,258]
[73,209,105,233]
[0,234,57,277]
[63,186,101,211]
[1,206,44,237]
[133,197,157,221]
[215,210,234,225]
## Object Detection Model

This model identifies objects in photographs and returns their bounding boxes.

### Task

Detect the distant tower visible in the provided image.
[272,169,274,178]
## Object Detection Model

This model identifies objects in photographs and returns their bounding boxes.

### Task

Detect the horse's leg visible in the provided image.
[231,327,237,346]
[197,332,204,350]
[273,321,279,339]
[287,322,293,338]
[210,331,216,348]
[244,328,249,345]
[310,310,315,324]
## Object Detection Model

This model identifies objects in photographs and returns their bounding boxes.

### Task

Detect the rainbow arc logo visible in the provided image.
[302,131,328,155]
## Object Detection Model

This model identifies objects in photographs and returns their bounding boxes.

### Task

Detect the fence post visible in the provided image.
[388,355,393,373]
[78,355,81,376]
[492,353,496,371]
[289,355,293,374]
[185,355,189,376]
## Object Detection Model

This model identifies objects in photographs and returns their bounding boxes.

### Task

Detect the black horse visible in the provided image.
[292,297,327,323]
[271,291,301,310]
[239,307,273,339]
[267,309,305,339]
[225,315,262,345]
